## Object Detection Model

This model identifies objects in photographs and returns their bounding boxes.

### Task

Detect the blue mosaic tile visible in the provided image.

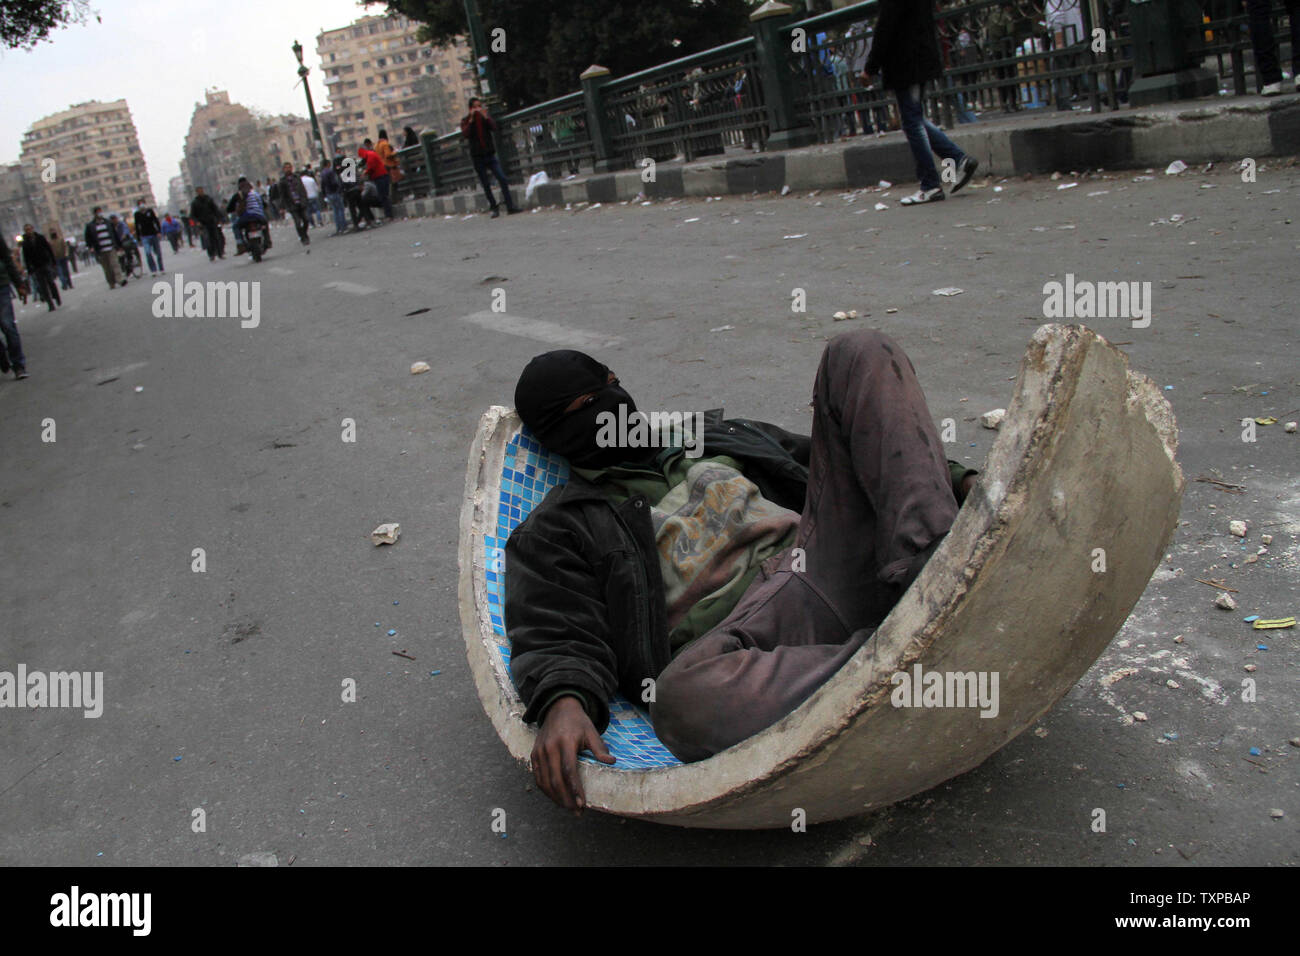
[481,425,681,770]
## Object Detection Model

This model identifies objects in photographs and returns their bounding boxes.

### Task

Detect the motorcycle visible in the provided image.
[244,219,267,262]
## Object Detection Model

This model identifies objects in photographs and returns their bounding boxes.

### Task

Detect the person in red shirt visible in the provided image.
[358,139,394,220]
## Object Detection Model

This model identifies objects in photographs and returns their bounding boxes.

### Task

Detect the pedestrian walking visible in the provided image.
[111,215,142,278]
[0,235,30,379]
[133,199,165,275]
[862,0,977,205]
[277,162,312,248]
[162,213,182,253]
[320,160,347,235]
[300,168,324,226]
[358,139,394,220]
[84,207,127,287]
[47,226,75,290]
[19,225,61,310]
[460,98,520,218]
[189,188,225,261]
[1247,0,1300,95]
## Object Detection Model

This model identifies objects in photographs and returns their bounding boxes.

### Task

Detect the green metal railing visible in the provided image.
[391,1,1296,201]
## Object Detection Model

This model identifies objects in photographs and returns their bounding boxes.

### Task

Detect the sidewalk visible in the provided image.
[396,92,1300,215]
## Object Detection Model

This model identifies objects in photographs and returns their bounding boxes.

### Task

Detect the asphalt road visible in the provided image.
[1,161,1296,865]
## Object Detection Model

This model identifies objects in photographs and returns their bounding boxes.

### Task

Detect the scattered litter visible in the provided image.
[405,308,430,316]
[1163,732,1179,741]
[1165,679,1180,689]
[932,287,964,296]
[1244,663,1257,672]
[370,523,401,546]
[1249,747,1261,756]
[1255,416,1277,425]
[1253,617,1296,630]
[1244,615,1260,623]
[1087,190,1110,197]
[1056,182,1078,190]
[173,756,182,762]
[684,217,701,223]
[1257,643,1269,651]
[993,185,1003,193]
[1133,175,1154,182]
[1229,520,1247,537]
[1165,160,1188,175]
[430,670,442,676]
[783,233,808,239]
[411,242,422,247]
[392,650,416,661]
[877,180,891,188]
[1214,592,1237,610]
[1133,711,1148,722]
[412,252,427,258]
[410,361,431,375]
[1261,534,1273,545]
[1033,726,1049,738]
[980,408,1007,430]
[781,185,791,195]
[1050,172,1062,181]
[1270,808,1285,819]
[1287,422,1298,433]
[886,308,898,314]
[874,202,889,211]
[387,629,397,636]
[710,325,735,333]
[134,386,144,392]
[480,275,508,284]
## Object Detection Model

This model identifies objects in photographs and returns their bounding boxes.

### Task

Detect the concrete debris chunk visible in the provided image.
[370,523,401,546]
[1229,520,1247,537]
[980,408,1007,430]
[410,361,431,375]
[1214,592,1237,610]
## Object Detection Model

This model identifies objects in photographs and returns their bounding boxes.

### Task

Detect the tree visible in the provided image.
[1,0,98,50]
[369,0,759,109]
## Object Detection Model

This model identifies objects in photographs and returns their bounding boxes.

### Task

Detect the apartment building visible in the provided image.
[18,99,155,234]
[316,14,477,155]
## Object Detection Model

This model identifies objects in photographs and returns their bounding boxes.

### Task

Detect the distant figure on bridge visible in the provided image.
[403,126,420,148]
[862,0,978,205]
[461,98,520,219]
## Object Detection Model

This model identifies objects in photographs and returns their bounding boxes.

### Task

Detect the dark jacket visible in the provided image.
[20,232,55,270]
[133,208,161,237]
[83,216,121,252]
[278,172,307,209]
[864,0,944,90]
[320,166,342,196]
[190,194,220,225]
[505,412,818,732]
[1,236,27,297]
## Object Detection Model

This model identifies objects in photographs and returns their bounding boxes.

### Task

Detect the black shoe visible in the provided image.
[506,206,521,215]
[15,368,28,380]
[490,208,501,219]
[951,156,979,194]
[120,280,128,287]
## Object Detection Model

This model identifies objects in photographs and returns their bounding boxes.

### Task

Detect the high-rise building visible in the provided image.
[316,14,476,156]
[0,163,41,243]
[19,99,155,235]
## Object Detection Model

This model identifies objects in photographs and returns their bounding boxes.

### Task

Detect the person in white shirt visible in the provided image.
[300,170,324,227]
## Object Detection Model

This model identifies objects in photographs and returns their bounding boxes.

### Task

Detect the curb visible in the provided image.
[394,95,1300,216]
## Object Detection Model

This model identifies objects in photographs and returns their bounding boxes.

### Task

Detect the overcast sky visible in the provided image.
[0,0,383,196]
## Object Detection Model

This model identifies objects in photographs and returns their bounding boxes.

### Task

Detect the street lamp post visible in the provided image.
[292,39,331,167]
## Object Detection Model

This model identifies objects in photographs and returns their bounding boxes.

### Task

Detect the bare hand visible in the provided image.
[530,695,615,814]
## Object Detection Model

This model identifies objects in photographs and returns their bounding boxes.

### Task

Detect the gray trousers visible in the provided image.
[651,329,959,761]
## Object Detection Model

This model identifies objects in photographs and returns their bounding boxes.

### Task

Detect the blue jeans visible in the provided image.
[372,175,394,219]
[308,196,324,226]
[0,291,25,371]
[327,192,346,233]
[473,154,515,210]
[894,84,965,192]
[57,258,73,288]
[141,234,164,272]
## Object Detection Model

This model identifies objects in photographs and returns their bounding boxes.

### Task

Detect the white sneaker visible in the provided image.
[1262,81,1283,96]
[900,187,946,205]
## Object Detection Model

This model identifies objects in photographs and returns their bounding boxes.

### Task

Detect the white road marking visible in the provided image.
[460,310,623,350]
[324,280,377,295]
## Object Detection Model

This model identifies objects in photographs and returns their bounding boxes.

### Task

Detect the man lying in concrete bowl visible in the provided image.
[505,331,978,813]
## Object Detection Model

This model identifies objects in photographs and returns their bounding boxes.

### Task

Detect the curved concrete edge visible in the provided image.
[459,325,1184,829]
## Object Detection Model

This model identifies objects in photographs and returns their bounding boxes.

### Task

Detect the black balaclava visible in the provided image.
[514,350,644,469]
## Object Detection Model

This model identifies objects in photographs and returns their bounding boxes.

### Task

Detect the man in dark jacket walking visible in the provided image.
[189,188,225,260]
[863,0,977,205]
[278,162,312,248]
[0,234,31,378]
[19,224,61,310]
[133,200,165,275]
[84,207,126,288]
[505,331,978,809]
[460,98,519,218]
